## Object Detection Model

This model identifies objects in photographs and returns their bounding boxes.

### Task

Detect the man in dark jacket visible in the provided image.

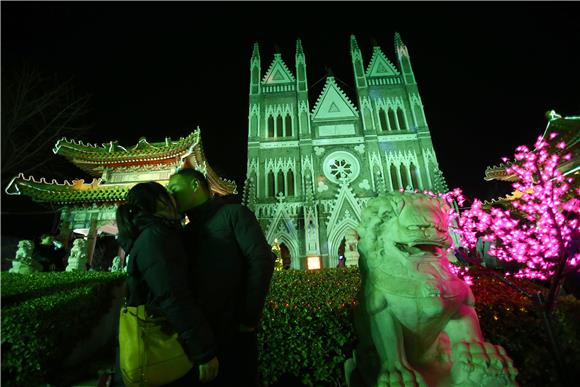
[168,168,275,387]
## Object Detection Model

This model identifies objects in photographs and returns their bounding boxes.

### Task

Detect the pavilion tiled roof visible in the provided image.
[6,128,237,205]
[54,131,200,176]
[5,174,132,205]
[484,112,579,183]
[483,112,579,206]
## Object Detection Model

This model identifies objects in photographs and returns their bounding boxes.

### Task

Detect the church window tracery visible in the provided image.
[285,115,292,137]
[268,171,275,197]
[276,115,283,137]
[277,170,285,195]
[410,162,420,189]
[268,116,275,138]
[378,109,388,131]
[397,108,407,130]
[388,108,397,131]
[323,151,360,184]
[287,169,295,196]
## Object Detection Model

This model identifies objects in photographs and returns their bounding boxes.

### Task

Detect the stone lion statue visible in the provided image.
[65,238,88,272]
[9,240,42,274]
[345,192,518,387]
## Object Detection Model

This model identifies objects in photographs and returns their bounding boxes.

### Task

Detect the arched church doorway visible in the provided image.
[337,229,360,267]
[271,239,292,270]
[280,242,291,269]
[337,237,346,267]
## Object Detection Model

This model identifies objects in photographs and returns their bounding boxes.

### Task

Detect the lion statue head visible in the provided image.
[357,192,453,277]
[69,238,87,259]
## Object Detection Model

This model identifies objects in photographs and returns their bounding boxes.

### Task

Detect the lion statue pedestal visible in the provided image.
[345,192,518,387]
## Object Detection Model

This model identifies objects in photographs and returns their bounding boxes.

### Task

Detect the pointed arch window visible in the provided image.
[268,116,275,138]
[390,163,399,190]
[388,108,397,131]
[378,109,388,131]
[277,170,285,196]
[287,169,295,196]
[410,162,420,189]
[397,108,407,130]
[276,115,283,137]
[400,164,410,189]
[285,115,292,137]
[268,171,275,197]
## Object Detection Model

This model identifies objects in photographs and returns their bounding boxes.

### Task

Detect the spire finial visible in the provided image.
[350,34,359,51]
[394,32,404,47]
[325,67,334,78]
[296,38,303,54]
[371,37,379,48]
[252,42,259,57]
[274,44,281,54]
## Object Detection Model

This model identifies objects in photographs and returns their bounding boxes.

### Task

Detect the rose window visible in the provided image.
[323,151,360,184]
[330,159,352,180]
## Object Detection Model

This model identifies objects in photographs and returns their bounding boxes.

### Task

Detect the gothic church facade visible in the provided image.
[241,34,447,269]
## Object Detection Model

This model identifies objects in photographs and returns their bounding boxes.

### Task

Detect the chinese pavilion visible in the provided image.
[5,129,237,264]
[240,34,448,269]
[483,111,579,207]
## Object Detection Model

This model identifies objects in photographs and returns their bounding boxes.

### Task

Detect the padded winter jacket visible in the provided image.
[121,213,217,364]
[183,197,275,346]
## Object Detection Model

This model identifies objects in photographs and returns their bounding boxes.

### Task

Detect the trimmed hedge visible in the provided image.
[1,272,125,387]
[2,269,578,386]
[257,267,580,387]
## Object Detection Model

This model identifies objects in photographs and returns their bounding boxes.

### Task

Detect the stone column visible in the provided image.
[58,207,73,251]
[86,216,98,267]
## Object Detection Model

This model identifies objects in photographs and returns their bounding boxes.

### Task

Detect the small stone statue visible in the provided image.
[345,192,518,387]
[9,240,42,274]
[110,256,122,272]
[65,239,88,272]
[344,228,360,267]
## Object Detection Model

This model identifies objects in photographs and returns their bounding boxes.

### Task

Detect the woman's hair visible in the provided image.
[116,182,174,240]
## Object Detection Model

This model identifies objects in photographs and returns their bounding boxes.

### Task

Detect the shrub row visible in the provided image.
[257,267,580,387]
[2,268,578,386]
[1,271,125,307]
[1,272,125,386]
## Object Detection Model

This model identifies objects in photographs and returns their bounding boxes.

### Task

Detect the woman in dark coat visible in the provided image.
[113,181,218,386]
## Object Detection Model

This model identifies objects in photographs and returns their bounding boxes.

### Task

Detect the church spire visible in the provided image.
[350,34,367,89]
[250,42,261,95]
[394,32,404,48]
[252,42,260,59]
[296,38,308,92]
[350,34,360,51]
[394,32,415,84]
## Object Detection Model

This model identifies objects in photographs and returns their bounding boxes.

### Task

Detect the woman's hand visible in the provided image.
[198,356,219,383]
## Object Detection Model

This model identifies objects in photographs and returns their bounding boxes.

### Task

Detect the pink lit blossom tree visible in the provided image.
[451,133,579,313]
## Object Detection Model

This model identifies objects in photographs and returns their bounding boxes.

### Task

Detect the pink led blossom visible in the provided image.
[448,133,578,312]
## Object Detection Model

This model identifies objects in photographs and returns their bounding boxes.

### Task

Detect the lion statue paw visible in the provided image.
[450,341,518,387]
[377,361,427,387]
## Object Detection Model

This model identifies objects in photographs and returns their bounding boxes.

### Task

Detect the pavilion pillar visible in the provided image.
[118,246,127,269]
[57,207,73,251]
[86,216,98,267]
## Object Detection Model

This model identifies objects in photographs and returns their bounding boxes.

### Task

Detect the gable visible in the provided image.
[262,54,295,84]
[366,48,400,78]
[312,77,358,121]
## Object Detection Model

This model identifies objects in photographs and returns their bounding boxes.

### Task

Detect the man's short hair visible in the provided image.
[175,168,210,193]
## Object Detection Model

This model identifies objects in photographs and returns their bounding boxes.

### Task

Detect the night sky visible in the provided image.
[2,2,580,238]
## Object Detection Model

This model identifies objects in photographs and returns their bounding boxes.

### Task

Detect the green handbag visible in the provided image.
[119,303,193,386]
